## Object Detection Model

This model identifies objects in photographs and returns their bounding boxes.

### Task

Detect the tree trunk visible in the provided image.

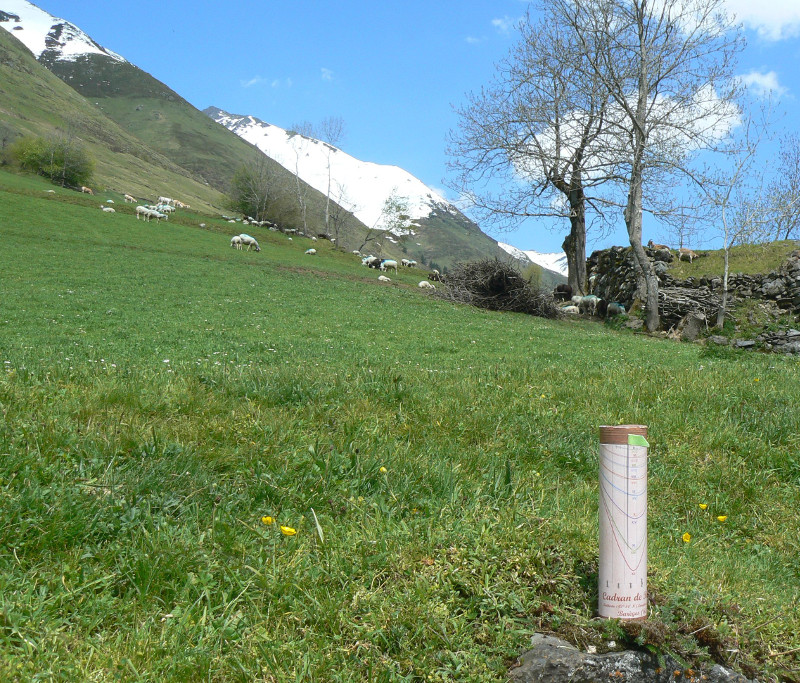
[625,162,660,332]
[716,246,730,328]
[562,201,587,295]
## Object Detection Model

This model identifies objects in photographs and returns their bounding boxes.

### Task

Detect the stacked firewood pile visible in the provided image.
[658,286,733,328]
[437,258,560,319]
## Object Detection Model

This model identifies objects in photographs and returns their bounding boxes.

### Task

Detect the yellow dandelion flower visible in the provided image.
[754,378,759,382]
[280,526,297,536]
[261,516,274,525]
[717,515,728,522]
[698,503,708,510]
[682,532,691,543]
[379,466,387,473]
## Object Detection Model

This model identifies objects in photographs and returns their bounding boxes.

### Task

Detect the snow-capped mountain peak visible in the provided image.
[206,107,461,233]
[498,243,569,276]
[0,1,125,63]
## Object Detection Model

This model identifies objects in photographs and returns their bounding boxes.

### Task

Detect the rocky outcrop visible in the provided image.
[587,246,800,333]
[509,634,755,683]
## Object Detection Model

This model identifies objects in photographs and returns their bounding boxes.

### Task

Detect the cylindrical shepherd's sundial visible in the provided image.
[598,425,649,620]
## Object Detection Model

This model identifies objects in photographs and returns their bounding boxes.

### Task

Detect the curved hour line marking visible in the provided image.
[599,485,646,569]
[599,482,646,521]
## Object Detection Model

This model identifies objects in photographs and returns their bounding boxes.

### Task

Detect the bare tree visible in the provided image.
[447,6,618,295]
[690,110,800,327]
[768,132,800,241]
[228,153,285,222]
[563,0,743,331]
[288,122,314,232]
[317,116,346,236]
[327,179,353,246]
[357,191,410,255]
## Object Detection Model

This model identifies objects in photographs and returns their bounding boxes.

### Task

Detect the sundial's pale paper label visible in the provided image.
[598,439,648,619]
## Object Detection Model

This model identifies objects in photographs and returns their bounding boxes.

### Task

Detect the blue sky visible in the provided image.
[32,0,800,253]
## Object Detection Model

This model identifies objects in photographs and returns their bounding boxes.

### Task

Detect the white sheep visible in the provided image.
[231,235,242,249]
[561,305,580,314]
[418,280,435,290]
[238,234,261,252]
[380,259,398,273]
[158,196,174,206]
[578,295,600,315]
[378,275,391,282]
[100,205,115,213]
[123,194,135,203]
[305,248,317,255]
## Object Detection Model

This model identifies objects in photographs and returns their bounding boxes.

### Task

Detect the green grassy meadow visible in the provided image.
[1,171,799,682]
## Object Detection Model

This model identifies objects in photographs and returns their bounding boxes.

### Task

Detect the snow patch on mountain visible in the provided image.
[0,0,124,62]
[208,108,460,232]
[498,243,569,276]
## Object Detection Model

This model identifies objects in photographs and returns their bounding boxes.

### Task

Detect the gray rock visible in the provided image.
[708,335,729,345]
[681,312,707,341]
[734,340,756,348]
[509,634,755,683]
[761,279,786,297]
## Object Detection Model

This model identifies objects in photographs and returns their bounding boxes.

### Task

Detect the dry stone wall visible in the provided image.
[587,246,800,344]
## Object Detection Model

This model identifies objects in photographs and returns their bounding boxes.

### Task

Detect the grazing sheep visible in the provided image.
[596,298,608,318]
[607,302,627,317]
[553,283,573,301]
[578,294,600,315]
[647,239,671,251]
[362,255,381,269]
[378,275,391,282]
[238,234,261,252]
[231,235,242,249]
[80,186,94,195]
[123,194,135,203]
[100,205,115,213]
[428,269,443,282]
[380,259,398,273]
[407,260,417,267]
[305,248,317,255]
[135,205,166,222]
[418,280,435,290]
[157,196,174,206]
[352,250,362,256]
[401,258,411,267]
[678,247,698,263]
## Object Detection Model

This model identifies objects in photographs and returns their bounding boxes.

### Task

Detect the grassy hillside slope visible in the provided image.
[43,52,369,240]
[1,178,798,680]
[0,29,228,211]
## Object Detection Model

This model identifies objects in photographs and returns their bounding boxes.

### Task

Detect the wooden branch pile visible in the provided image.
[437,258,560,319]
[658,286,732,327]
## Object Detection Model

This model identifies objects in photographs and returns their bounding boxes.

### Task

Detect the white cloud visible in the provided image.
[724,0,800,40]
[465,35,486,44]
[321,68,334,81]
[491,15,521,35]
[738,69,788,98]
[241,76,266,88]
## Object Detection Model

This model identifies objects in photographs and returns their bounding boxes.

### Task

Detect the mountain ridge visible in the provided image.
[1,0,530,269]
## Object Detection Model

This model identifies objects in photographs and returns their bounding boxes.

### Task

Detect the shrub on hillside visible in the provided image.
[9,134,94,187]
[437,258,560,318]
